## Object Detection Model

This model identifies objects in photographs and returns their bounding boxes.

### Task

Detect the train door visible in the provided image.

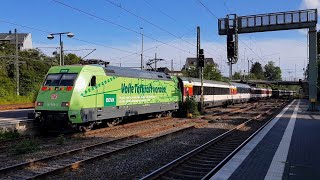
[89,76,97,115]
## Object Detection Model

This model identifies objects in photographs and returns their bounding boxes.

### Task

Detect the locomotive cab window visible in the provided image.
[89,76,96,86]
[59,74,78,86]
[44,73,78,86]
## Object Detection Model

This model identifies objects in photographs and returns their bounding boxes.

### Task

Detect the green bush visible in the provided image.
[182,96,200,118]
[10,138,40,155]
[55,134,66,145]
[0,129,20,140]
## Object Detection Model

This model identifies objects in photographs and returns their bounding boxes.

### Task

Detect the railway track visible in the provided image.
[202,102,259,121]
[141,100,288,180]
[0,120,195,179]
[0,116,177,152]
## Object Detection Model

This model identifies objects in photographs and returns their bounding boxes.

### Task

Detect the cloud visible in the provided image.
[300,0,320,9]
[298,0,320,34]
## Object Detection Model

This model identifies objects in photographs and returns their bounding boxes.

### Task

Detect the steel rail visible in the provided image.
[141,100,289,180]
[0,121,194,179]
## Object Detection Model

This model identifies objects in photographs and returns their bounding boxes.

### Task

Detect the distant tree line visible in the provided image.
[232,61,282,81]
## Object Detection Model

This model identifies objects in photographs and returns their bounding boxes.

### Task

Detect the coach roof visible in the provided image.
[179,77,230,86]
[94,65,172,80]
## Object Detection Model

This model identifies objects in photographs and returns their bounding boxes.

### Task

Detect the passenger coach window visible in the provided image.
[89,76,96,86]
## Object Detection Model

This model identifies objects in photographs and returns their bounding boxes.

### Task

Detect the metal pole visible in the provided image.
[155,53,157,70]
[279,57,281,67]
[247,58,249,80]
[15,29,19,96]
[141,28,144,70]
[171,59,173,74]
[197,26,200,78]
[200,66,204,114]
[229,62,233,80]
[59,34,62,66]
[308,26,318,111]
[61,35,65,66]
[294,64,297,80]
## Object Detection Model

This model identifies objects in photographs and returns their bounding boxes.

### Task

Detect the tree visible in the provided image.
[183,63,222,81]
[264,61,282,81]
[182,66,198,78]
[52,52,82,65]
[232,71,242,80]
[64,53,82,65]
[203,64,222,81]
[0,46,57,103]
[250,62,264,80]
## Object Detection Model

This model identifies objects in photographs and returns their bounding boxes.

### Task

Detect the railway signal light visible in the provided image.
[227,41,235,58]
[198,49,204,67]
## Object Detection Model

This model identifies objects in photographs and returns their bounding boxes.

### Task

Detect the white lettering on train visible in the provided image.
[105,98,115,103]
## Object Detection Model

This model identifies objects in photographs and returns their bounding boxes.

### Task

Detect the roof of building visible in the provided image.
[0,32,29,45]
[183,57,214,69]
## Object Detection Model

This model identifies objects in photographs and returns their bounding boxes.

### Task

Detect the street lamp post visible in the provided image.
[140,27,144,70]
[47,32,74,66]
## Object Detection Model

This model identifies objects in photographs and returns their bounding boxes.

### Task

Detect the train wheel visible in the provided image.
[156,113,162,118]
[165,111,172,117]
[78,122,94,132]
[107,117,123,127]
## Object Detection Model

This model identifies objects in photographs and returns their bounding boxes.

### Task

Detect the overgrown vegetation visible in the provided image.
[10,138,40,155]
[0,129,20,140]
[182,96,200,118]
[0,44,82,104]
[55,134,66,145]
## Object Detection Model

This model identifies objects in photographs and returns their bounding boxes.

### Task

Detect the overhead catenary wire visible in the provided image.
[0,19,154,59]
[118,27,197,60]
[53,0,193,55]
[104,0,196,48]
[197,0,265,63]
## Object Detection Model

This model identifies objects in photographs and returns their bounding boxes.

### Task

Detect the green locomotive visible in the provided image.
[34,64,181,131]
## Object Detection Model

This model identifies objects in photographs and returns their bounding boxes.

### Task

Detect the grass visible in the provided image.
[55,134,66,145]
[10,138,40,155]
[0,130,20,140]
[0,95,34,105]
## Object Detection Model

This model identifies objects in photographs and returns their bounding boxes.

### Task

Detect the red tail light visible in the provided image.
[66,86,73,91]
[41,86,48,91]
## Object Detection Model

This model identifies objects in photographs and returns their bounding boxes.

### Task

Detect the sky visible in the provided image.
[0,0,318,80]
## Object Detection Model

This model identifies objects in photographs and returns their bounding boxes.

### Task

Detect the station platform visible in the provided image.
[211,99,320,180]
[0,109,35,135]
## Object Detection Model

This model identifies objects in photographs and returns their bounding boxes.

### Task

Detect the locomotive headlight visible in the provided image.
[61,102,70,107]
[35,101,44,106]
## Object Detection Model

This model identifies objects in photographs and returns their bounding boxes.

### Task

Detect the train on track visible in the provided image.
[33,63,295,131]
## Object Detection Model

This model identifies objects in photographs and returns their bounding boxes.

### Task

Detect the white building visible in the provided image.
[0,30,33,50]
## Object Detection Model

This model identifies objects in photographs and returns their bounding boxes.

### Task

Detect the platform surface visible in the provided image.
[0,109,34,134]
[211,99,320,180]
